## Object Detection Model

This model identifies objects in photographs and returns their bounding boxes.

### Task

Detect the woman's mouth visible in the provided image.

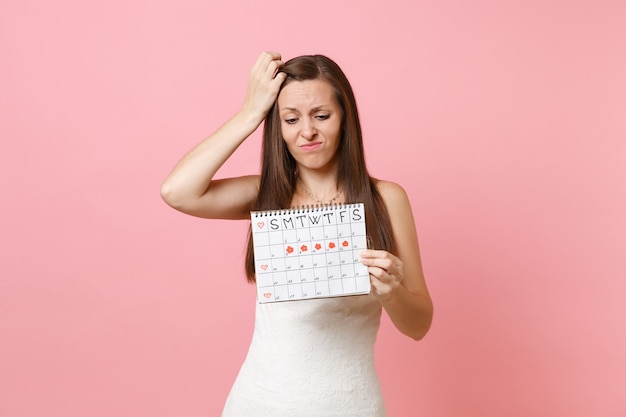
[300,142,322,151]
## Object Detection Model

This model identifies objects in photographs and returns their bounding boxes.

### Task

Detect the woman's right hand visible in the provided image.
[240,51,287,123]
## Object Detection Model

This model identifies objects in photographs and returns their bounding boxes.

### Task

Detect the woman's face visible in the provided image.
[277,79,343,174]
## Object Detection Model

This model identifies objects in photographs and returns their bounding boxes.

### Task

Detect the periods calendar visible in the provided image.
[251,203,370,303]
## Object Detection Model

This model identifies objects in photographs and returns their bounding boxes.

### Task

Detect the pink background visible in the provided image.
[1,0,625,416]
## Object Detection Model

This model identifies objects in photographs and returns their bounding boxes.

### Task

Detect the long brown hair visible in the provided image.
[244,55,394,282]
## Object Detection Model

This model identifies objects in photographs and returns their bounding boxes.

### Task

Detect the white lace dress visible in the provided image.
[221,294,386,417]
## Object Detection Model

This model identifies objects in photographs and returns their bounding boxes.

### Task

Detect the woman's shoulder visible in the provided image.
[373,179,410,205]
[372,179,417,235]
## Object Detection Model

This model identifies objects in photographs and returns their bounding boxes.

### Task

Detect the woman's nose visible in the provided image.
[300,119,317,140]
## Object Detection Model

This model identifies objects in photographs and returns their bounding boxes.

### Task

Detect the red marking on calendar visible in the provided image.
[342,240,349,247]
[260,264,268,271]
[257,222,265,229]
[328,242,336,249]
[286,246,294,254]
[263,293,272,298]
[300,245,308,252]
[315,243,322,250]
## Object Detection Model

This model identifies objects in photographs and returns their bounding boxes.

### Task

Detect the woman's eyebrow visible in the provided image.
[280,105,331,112]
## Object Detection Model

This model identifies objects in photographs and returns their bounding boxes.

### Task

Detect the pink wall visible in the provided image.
[1,0,625,416]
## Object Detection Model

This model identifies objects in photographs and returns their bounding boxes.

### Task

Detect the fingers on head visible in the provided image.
[267,59,284,77]
[260,51,282,67]
[263,50,281,59]
[252,51,281,74]
[272,71,287,86]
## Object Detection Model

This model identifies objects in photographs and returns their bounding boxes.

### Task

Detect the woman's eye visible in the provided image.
[285,118,298,124]
[316,114,330,121]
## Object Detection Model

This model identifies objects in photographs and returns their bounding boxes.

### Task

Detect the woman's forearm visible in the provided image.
[160,110,263,210]
[380,285,434,341]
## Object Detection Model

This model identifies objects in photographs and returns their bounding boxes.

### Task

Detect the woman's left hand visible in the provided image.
[360,249,404,301]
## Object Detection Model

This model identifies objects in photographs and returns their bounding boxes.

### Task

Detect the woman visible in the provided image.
[161,51,433,417]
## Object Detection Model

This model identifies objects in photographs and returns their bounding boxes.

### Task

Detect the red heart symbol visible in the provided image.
[260,264,268,271]
[257,222,265,229]
[264,293,272,298]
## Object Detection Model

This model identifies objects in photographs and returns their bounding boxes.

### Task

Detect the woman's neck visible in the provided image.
[295,168,343,206]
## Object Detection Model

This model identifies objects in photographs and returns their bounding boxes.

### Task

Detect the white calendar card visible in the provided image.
[251,203,370,303]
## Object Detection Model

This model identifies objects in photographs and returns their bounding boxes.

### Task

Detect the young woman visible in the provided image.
[161,51,433,417]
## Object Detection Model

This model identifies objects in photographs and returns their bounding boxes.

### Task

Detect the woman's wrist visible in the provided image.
[236,105,268,130]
